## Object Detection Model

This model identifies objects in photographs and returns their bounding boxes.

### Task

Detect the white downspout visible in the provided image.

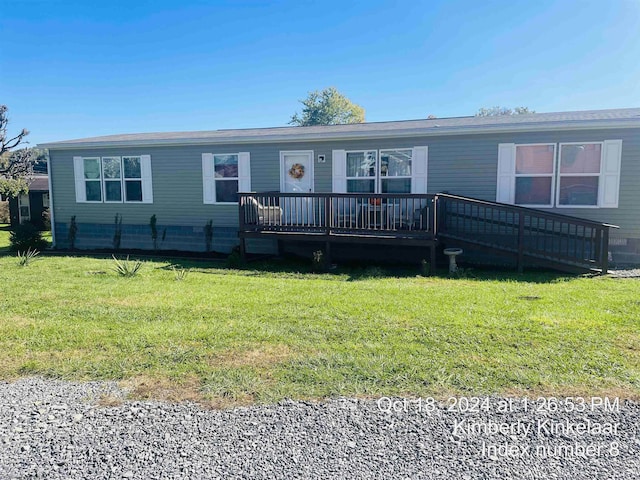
[45,149,56,247]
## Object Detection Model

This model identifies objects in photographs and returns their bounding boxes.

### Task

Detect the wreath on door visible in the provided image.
[288,163,305,180]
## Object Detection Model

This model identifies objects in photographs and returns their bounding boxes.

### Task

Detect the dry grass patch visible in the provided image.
[122,374,204,404]
[209,344,295,368]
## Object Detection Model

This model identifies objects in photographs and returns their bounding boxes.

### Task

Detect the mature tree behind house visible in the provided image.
[289,87,365,126]
[0,105,38,198]
[476,106,535,117]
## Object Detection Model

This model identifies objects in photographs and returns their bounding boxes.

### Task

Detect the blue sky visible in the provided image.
[1,0,639,145]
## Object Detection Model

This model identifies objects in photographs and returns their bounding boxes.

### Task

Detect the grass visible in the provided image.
[0,224,10,253]
[0,235,638,406]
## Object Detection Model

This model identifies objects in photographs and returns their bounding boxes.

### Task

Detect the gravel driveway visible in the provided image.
[1,378,638,479]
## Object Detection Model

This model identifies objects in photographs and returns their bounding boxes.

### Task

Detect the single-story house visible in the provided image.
[38,108,640,270]
[8,175,50,230]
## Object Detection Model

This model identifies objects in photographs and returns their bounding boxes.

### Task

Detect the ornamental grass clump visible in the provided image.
[112,255,142,277]
[172,265,189,281]
[16,248,40,267]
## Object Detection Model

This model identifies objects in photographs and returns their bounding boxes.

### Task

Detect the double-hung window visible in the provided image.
[74,155,152,203]
[380,149,412,193]
[82,157,102,202]
[202,152,251,204]
[336,147,426,194]
[514,144,556,207]
[123,156,143,202]
[102,157,123,202]
[557,143,601,207]
[346,150,377,193]
[497,141,621,208]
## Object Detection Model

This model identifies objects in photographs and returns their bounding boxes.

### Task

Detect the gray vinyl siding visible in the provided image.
[49,127,640,243]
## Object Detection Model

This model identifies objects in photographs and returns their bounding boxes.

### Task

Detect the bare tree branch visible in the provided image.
[0,105,36,198]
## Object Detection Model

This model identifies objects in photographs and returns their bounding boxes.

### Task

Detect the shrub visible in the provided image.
[9,222,48,252]
[311,250,325,272]
[150,214,158,250]
[41,209,51,230]
[112,255,142,277]
[362,266,385,278]
[113,214,123,250]
[16,248,40,267]
[204,220,213,252]
[227,246,244,268]
[420,259,431,277]
[68,216,78,250]
[0,201,9,223]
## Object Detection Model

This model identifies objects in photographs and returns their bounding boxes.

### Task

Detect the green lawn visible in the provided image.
[0,224,10,253]
[0,241,638,406]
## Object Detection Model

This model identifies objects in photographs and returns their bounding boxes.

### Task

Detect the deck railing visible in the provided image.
[239,192,436,236]
[239,192,617,273]
[436,193,617,272]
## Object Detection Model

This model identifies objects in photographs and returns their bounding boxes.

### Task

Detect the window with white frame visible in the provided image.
[42,193,50,208]
[333,147,427,195]
[557,143,601,206]
[380,149,412,193]
[202,152,251,204]
[344,149,413,193]
[83,157,102,202]
[497,141,622,208]
[514,144,555,207]
[102,157,122,202]
[346,150,377,193]
[73,155,152,203]
[213,154,239,203]
[123,156,143,202]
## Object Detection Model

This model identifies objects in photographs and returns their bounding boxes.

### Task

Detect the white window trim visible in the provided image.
[214,153,239,205]
[122,156,146,203]
[75,155,152,204]
[82,157,103,204]
[513,143,557,209]
[379,148,413,193]
[345,149,377,192]
[555,142,603,209]
[344,148,416,194]
[102,156,123,204]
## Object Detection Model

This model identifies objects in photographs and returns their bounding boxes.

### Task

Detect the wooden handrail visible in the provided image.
[239,192,617,273]
[435,193,619,230]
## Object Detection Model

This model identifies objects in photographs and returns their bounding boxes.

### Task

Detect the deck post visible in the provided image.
[517,212,525,273]
[238,195,246,261]
[601,227,610,274]
[324,195,331,236]
[325,241,332,269]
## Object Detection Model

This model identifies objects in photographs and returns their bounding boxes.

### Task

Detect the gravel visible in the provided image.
[1,378,638,479]
[608,268,640,278]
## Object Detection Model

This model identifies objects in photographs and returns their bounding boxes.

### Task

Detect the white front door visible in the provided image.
[280,151,314,225]
[18,194,31,223]
[280,151,314,193]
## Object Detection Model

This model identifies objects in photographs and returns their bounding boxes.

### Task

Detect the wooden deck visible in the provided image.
[238,192,617,274]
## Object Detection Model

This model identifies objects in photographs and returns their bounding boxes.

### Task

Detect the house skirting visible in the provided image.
[53,222,276,254]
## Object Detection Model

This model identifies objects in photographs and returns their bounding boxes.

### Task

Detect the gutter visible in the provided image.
[37,119,640,150]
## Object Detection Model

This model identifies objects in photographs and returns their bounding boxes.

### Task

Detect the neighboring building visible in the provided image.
[38,108,640,267]
[8,175,50,230]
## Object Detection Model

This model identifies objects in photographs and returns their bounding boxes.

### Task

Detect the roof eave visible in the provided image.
[37,119,640,150]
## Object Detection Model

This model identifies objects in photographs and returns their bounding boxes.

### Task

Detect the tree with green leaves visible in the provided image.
[476,106,535,117]
[0,105,41,198]
[289,87,365,126]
